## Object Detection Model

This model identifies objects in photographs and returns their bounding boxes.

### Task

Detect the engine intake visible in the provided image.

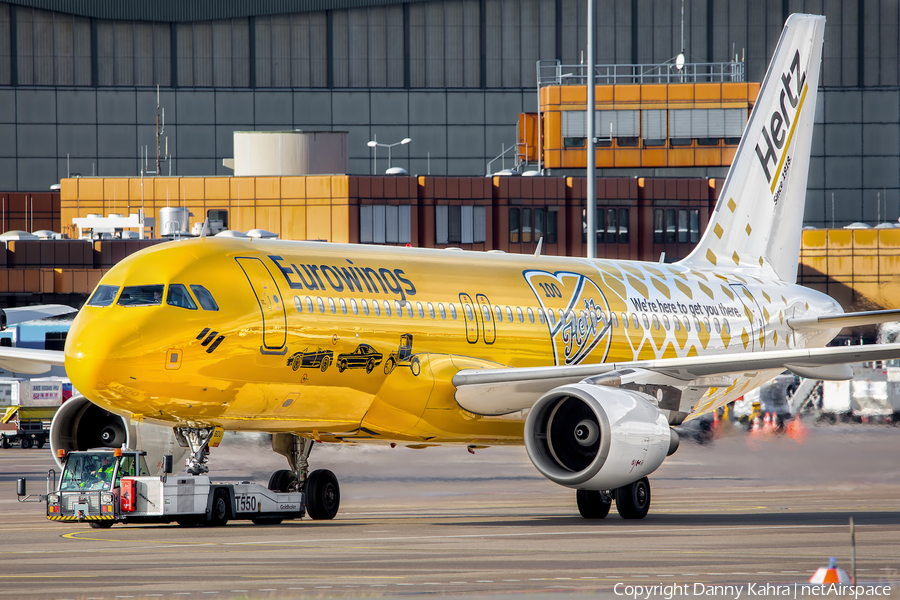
[50,395,187,475]
[524,383,674,490]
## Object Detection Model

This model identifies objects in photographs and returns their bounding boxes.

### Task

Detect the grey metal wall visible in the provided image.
[0,0,897,229]
[0,87,532,187]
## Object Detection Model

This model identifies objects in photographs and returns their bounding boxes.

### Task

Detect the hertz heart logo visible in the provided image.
[523,270,612,366]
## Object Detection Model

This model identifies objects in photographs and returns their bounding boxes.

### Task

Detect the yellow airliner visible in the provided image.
[5,14,900,520]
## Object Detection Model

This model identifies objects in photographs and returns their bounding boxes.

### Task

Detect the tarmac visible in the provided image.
[0,421,898,600]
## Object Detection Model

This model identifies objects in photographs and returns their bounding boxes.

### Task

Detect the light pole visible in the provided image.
[367,138,412,171]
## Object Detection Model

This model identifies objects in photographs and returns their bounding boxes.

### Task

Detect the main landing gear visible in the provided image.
[270,433,340,521]
[576,477,651,520]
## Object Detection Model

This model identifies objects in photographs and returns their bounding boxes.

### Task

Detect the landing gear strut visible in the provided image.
[173,426,216,475]
[271,433,340,520]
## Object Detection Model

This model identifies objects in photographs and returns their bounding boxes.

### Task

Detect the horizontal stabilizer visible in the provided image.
[787,309,900,330]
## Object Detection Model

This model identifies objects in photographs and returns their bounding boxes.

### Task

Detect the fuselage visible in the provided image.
[64,237,842,445]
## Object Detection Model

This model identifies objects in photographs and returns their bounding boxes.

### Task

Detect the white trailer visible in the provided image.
[17,448,305,527]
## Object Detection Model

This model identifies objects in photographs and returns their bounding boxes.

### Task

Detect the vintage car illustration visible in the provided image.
[336,344,383,374]
[383,333,421,376]
[286,347,334,372]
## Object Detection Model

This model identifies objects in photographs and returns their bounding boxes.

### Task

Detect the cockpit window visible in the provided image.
[167,284,197,310]
[87,285,119,307]
[190,285,219,311]
[117,285,164,306]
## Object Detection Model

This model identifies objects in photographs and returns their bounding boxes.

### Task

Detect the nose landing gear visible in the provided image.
[271,433,341,520]
[173,426,217,475]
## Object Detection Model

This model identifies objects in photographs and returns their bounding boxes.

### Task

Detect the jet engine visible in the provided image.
[50,395,188,475]
[524,383,677,491]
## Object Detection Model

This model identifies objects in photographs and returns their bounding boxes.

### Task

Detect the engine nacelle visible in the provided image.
[524,383,674,491]
[50,395,188,475]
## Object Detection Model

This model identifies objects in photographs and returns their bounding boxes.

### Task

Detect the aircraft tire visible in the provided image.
[89,521,114,529]
[305,469,340,520]
[20,436,32,449]
[615,477,651,520]
[576,489,611,519]
[267,469,296,493]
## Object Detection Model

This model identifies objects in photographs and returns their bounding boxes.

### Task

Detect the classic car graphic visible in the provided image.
[383,333,421,376]
[286,347,334,372]
[336,344,383,374]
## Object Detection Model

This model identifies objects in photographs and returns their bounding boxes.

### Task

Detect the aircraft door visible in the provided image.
[730,283,765,351]
[475,294,496,345]
[236,257,287,352]
[459,293,479,344]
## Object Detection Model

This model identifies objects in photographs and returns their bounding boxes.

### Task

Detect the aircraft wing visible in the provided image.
[0,347,66,374]
[452,342,900,416]
[787,308,900,330]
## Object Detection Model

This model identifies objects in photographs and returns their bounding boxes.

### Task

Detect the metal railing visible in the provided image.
[486,144,523,176]
[537,59,745,86]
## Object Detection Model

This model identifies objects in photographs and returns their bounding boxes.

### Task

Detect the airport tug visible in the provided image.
[17,447,307,528]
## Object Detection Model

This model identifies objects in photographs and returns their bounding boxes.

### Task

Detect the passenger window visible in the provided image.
[494,306,503,322]
[506,306,513,323]
[703,317,711,333]
[294,296,302,313]
[416,302,424,318]
[642,314,650,329]
[633,314,641,330]
[449,304,457,320]
[306,296,314,312]
[395,300,403,317]
[723,318,731,334]
[383,300,391,316]
[674,317,681,331]
[547,310,555,327]
[538,308,546,324]
[361,299,369,316]
[428,303,435,319]
[328,298,336,314]
[611,312,618,328]
[516,307,524,323]
[339,298,347,314]
[527,307,534,324]
[438,303,446,319]
[350,298,358,315]
[714,318,721,333]
[622,313,629,329]
[558,309,565,323]
[683,316,691,332]
[482,305,491,320]
[372,300,381,316]
[167,284,197,310]
[599,311,607,327]
[694,316,702,332]
[652,315,659,330]
[464,304,474,320]
[87,285,119,307]
[317,297,325,313]
[190,285,219,311]
[406,302,413,318]
[118,285,164,306]
[662,315,670,330]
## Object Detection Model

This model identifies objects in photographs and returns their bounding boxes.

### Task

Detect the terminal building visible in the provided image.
[0,0,894,230]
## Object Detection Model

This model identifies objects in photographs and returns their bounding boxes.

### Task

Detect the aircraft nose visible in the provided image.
[65,311,145,399]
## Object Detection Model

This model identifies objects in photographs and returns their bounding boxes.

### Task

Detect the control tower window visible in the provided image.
[167,284,198,310]
[190,285,219,311]
[87,285,120,307]
[117,285,164,306]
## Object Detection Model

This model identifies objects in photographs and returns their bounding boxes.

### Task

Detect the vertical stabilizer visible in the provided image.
[679,14,825,282]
